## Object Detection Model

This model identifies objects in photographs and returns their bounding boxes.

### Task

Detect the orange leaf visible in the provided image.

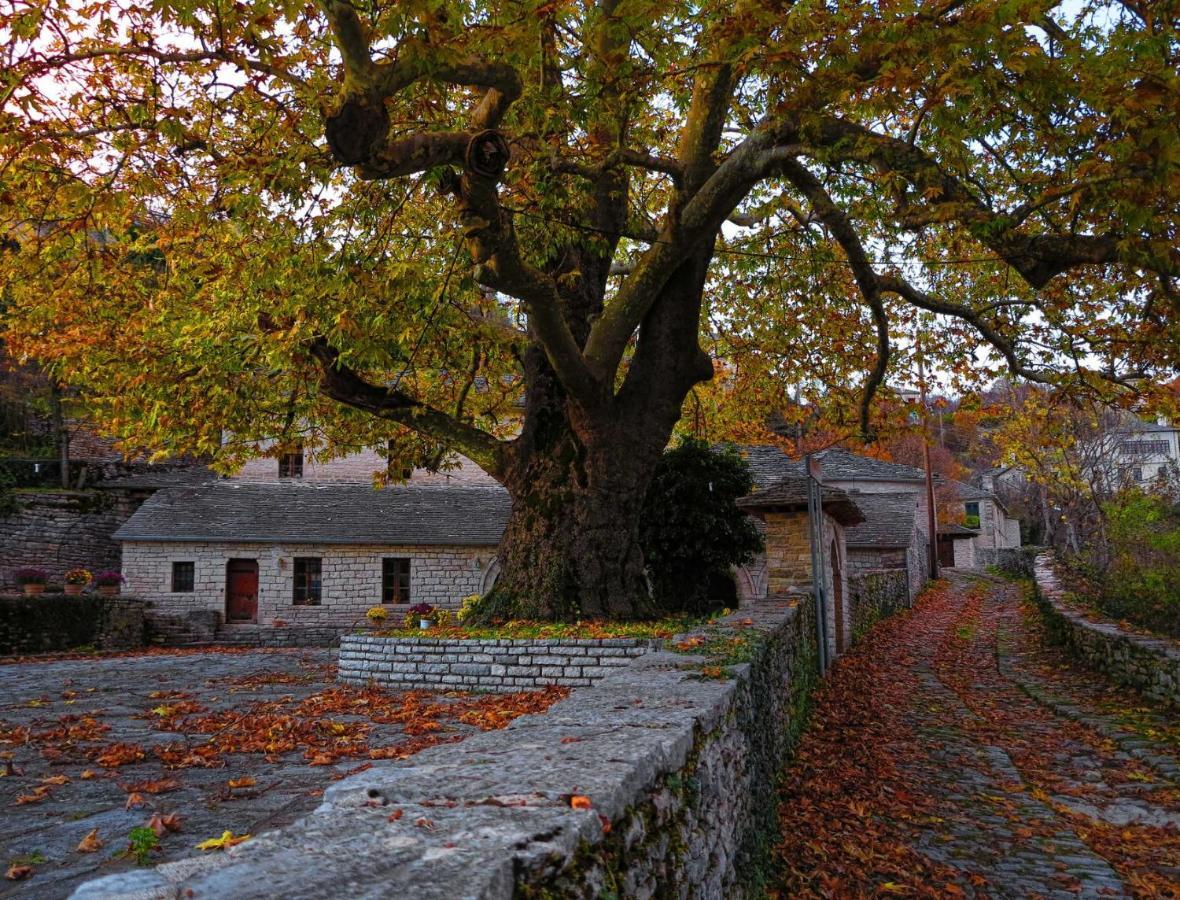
[125,792,146,810]
[76,828,104,853]
[41,774,70,785]
[570,795,592,810]
[227,777,256,789]
[147,812,183,838]
[5,865,32,881]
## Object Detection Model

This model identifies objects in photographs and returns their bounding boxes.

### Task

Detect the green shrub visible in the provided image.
[639,439,764,616]
[1097,489,1180,637]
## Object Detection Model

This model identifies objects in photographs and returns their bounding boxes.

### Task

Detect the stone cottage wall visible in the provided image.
[0,490,139,587]
[75,598,822,900]
[762,509,848,656]
[1033,554,1179,708]
[953,536,976,568]
[338,635,656,692]
[121,540,496,627]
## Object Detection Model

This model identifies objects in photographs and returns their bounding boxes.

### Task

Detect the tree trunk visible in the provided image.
[485,450,658,622]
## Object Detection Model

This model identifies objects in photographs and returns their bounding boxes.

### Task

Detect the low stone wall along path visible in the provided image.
[773,574,1180,898]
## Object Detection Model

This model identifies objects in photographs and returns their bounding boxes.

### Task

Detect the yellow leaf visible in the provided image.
[227,777,256,789]
[196,831,250,852]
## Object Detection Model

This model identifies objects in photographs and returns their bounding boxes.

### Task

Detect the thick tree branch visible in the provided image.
[450,134,603,409]
[305,336,507,476]
[775,157,890,439]
[799,116,1179,287]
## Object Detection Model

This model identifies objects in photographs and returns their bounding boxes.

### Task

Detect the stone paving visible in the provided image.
[0,648,560,899]
[775,574,1180,898]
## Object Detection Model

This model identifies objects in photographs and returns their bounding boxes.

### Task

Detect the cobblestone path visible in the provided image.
[773,575,1180,898]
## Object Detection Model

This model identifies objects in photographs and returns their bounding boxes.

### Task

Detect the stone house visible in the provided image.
[940,479,1021,564]
[116,482,509,632]
[840,492,928,601]
[736,475,864,658]
[737,446,934,594]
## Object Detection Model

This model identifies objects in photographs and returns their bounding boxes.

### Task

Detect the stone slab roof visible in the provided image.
[843,492,918,549]
[736,445,926,489]
[114,482,510,546]
[736,475,865,526]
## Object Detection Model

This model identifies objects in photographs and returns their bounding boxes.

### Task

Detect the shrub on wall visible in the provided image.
[640,439,764,616]
[0,595,145,655]
[1096,489,1180,637]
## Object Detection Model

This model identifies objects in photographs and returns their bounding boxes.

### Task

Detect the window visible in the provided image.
[293,557,322,605]
[382,558,411,604]
[171,561,194,593]
[278,446,304,478]
[1132,466,1144,483]
[1120,440,1169,457]
[964,501,980,529]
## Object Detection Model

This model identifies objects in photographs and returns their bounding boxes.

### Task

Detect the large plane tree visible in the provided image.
[1,0,1177,619]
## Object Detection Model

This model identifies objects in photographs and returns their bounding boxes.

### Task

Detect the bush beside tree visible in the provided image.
[640,440,764,616]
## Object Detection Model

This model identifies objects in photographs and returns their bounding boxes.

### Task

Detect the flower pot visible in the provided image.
[366,618,385,630]
[22,583,45,596]
[419,619,432,630]
[97,585,119,597]
[63,584,84,595]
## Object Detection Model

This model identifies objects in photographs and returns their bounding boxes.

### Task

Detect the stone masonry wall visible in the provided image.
[977,546,1038,579]
[762,509,848,657]
[338,635,655,692]
[848,568,910,641]
[1034,554,1180,709]
[76,597,820,900]
[0,594,145,655]
[121,540,496,626]
[0,490,139,588]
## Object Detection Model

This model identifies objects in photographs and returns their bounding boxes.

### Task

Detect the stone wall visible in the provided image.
[338,635,656,692]
[848,568,910,640]
[121,540,497,625]
[1033,554,1180,709]
[0,489,138,588]
[761,509,848,656]
[977,546,1039,579]
[0,594,145,655]
[75,598,820,900]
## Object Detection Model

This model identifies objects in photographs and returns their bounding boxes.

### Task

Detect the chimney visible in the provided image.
[981,474,995,492]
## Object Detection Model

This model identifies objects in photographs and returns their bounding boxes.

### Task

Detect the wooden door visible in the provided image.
[937,537,956,569]
[225,559,258,623]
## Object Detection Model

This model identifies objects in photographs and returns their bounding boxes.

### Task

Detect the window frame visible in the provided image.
[171,561,195,593]
[278,446,304,479]
[381,557,411,605]
[292,557,322,606]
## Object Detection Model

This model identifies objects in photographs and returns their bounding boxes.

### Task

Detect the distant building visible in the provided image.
[1113,417,1179,487]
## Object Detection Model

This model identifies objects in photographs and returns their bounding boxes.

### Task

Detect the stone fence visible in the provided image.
[338,634,657,692]
[848,569,910,641]
[75,598,818,899]
[0,594,146,656]
[1033,554,1179,708]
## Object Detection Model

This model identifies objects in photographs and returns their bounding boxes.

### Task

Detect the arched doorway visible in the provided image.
[830,541,845,654]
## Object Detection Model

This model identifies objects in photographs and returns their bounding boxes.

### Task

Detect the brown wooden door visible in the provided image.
[937,537,956,569]
[225,559,258,623]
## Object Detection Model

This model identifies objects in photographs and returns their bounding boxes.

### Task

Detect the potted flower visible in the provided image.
[365,606,388,630]
[94,570,124,597]
[64,568,92,595]
[409,603,435,630]
[14,567,49,596]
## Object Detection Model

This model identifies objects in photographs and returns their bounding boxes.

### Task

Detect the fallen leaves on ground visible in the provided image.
[147,812,183,837]
[196,830,250,851]
[76,828,103,853]
[5,865,32,881]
